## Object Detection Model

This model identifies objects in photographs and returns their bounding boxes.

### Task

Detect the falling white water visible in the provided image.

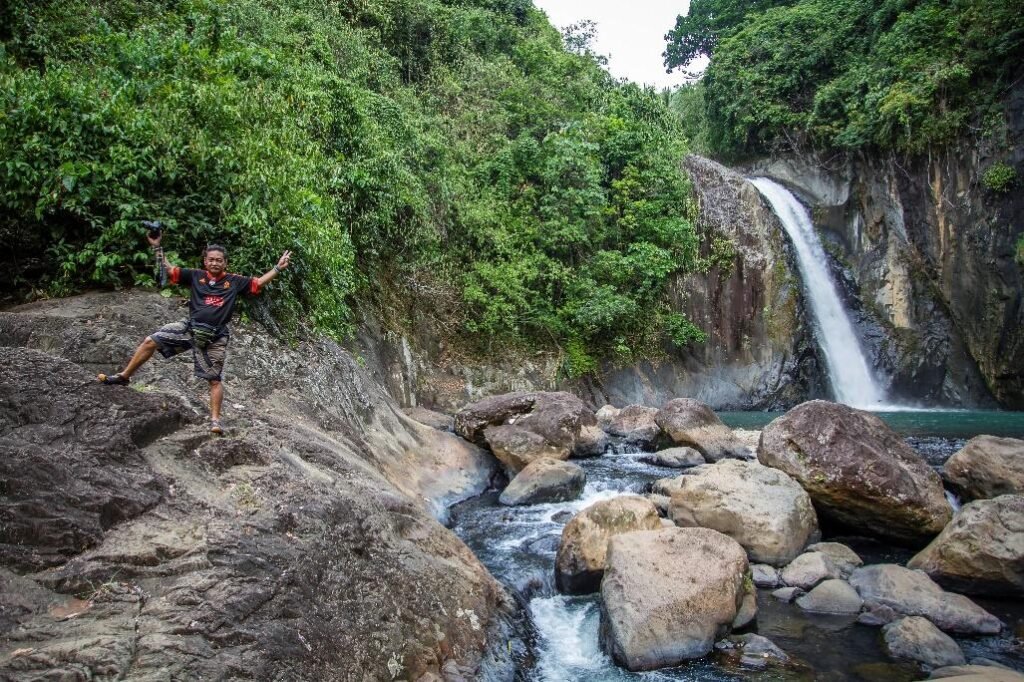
[750,177,886,409]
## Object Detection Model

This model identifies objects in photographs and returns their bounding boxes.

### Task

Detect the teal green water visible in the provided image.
[719,409,1024,439]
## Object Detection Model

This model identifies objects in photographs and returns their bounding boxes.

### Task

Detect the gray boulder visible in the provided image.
[716,633,791,670]
[655,399,752,461]
[930,665,1024,680]
[669,460,818,566]
[780,551,841,590]
[758,400,952,544]
[772,587,803,603]
[849,564,1002,634]
[641,446,705,468]
[555,495,662,594]
[454,391,600,467]
[943,436,1024,501]
[806,542,863,578]
[883,616,966,669]
[499,458,586,506]
[599,527,751,671]
[796,579,863,614]
[752,564,780,588]
[599,405,665,449]
[908,495,1024,596]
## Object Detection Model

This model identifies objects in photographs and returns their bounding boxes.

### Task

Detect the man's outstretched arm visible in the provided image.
[148,233,175,272]
[255,250,292,289]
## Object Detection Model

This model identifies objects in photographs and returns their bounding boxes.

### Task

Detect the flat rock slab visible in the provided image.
[849,564,1002,635]
[402,406,454,431]
[908,495,1024,596]
[499,458,585,506]
[670,460,818,566]
[930,665,1024,680]
[943,436,1024,501]
[555,495,662,594]
[758,400,952,544]
[883,616,966,669]
[600,527,751,671]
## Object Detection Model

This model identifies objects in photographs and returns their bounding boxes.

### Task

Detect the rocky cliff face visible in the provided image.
[0,292,515,681]
[359,157,825,411]
[753,99,1023,408]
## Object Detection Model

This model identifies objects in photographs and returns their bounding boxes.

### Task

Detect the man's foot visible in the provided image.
[210,419,224,435]
[97,373,130,386]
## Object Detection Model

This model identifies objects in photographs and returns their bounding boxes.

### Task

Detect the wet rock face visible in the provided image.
[908,495,1024,596]
[0,293,512,681]
[669,459,818,566]
[943,436,1024,501]
[758,400,952,543]
[554,496,662,595]
[599,527,751,671]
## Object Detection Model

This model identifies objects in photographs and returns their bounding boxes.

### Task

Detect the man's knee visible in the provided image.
[142,337,158,350]
[208,379,222,387]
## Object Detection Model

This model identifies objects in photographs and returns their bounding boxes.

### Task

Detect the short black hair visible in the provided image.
[203,244,227,259]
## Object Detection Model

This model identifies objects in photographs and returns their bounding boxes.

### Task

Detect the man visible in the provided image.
[98,231,292,434]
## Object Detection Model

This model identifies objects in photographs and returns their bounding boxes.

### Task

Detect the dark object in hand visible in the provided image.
[142,220,163,239]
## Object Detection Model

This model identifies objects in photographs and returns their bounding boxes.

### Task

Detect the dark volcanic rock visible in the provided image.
[0,293,512,681]
[758,400,951,543]
[0,347,183,572]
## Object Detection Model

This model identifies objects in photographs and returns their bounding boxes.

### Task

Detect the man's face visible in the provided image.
[204,250,226,277]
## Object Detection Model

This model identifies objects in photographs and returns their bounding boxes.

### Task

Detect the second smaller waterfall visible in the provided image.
[750,177,886,409]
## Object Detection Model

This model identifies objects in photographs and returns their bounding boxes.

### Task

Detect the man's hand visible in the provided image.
[276,251,292,270]
[147,233,162,248]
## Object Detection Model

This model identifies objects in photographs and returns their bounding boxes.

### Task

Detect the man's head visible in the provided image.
[203,244,227,277]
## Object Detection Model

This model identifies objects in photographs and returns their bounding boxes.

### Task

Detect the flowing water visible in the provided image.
[451,421,1024,681]
[750,177,887,410]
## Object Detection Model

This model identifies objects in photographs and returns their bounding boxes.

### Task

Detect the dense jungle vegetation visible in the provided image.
[1,0,711,373]
[667,0,1024,158]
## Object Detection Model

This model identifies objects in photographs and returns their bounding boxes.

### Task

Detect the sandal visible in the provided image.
[97,373,130,386]
[210,419,224,435]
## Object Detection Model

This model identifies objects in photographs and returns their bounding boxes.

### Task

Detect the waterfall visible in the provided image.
[750,177,886,409]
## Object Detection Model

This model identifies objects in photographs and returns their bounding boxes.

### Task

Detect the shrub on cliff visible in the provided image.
[1,0,708,364]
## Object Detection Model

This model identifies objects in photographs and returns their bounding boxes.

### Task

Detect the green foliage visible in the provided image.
[1016,235,1024,269]
[982,162,1018,193]
[679,0,1024,157]
[1,0,707,370]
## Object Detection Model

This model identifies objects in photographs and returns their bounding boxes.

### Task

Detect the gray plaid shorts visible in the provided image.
[150,319,229,381]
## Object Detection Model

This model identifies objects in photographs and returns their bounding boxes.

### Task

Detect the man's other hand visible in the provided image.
[277,251,292,270]
[147,233,162,247]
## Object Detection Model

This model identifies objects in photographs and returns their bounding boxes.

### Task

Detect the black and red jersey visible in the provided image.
[169,267,261,330]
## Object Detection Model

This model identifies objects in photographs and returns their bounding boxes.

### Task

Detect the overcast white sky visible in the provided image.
[532,0,706,90]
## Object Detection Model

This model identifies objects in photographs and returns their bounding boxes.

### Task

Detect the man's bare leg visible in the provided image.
[120,337,158,378]
[99,337,157,383]
[209,380,224,433]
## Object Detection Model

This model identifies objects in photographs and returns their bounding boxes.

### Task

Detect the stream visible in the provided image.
[450,432,1024,681]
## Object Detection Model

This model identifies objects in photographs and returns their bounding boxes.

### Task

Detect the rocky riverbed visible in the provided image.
[2,291,1023,681]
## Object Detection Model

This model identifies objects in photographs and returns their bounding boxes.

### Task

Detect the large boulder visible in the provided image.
[943,436,1024,501]
[599,527,752,671]
[454,391,599,461]
[668,460,818,566]
[758,400,952,544]
[498,458,586,506]
[654,399,751,461]
[555,496,662,594]
[907,495,1024,596]
[483,424,569,473]
[599,405,665,449]
[882,616,966,669]
[848,564,1002,635]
